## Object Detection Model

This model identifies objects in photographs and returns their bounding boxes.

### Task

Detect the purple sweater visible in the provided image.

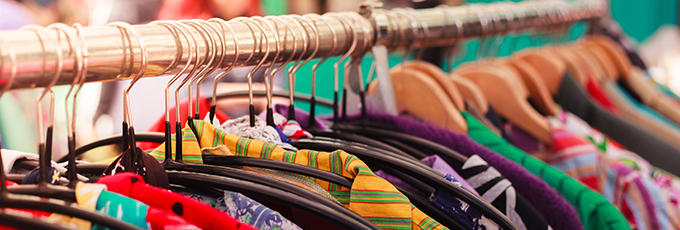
[273,104,582,230]
[350,113,583,230]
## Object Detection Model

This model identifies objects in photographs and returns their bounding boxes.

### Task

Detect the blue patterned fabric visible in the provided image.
[429,174,500,230]
[173,187,302,230]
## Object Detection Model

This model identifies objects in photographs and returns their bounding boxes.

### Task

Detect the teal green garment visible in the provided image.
[0,95,37,152]
[461,112,630,230]
[93,190,149,230]
[608,82,680,132]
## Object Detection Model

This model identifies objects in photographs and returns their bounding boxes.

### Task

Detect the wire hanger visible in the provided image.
[103,21,150,176]
[279,15,319,122]
[151,20,198,162]
[263,15,299,126]
[323,12,357,125]
[186,20,224,120]
[306,14,336,129]
[6,25,77,201]
[48,23,88,188]
[208,18,240,122]
[142,19,380,229]
[0,35,145,230]
[233,17,271,127]
[253,16,282,127]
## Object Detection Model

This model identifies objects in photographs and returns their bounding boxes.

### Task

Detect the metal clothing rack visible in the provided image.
[0,0,606,91]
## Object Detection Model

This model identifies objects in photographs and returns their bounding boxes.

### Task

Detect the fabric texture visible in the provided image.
[461,112,630,230]
[151,119,448,230]
[555,110,680,228]
[171,186,303,230]
[429,173,500,230]
[554,73,680,176]
[585,79,622,115]
[375,155,478,197]
[508,118,673,230]
[97,172,255,230]
[261,112,313,139]
[49,182,199,230]
[102,147,169,188]
[205,114,298,151]
[140,96,231,151]
[343,112,582,230]
[465,101,501,136]
[484,106,515,145]
[21,167,60,185]
[274,103,330,130]
[459,155,552,230]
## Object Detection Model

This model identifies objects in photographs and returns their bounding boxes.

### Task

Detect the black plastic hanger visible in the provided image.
[169,171,377,229]
[202,155,466,229]
[148,19,380,229]
[293,138,519,230]
[6,25,76,201]
[336,123,468,164]
[0,43,141,229]
[0,210,70,230]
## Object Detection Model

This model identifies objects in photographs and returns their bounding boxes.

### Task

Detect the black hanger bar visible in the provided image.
[215,90,334,108]
[0,194,144,230]
[202,156,354,188]
[335,124,468,164]
[168,171,380,229]
[59,132,166,163]
[0,210,70,230]
[292,138,518,230]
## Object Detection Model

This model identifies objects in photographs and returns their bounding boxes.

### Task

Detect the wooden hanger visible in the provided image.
[401,61,466,111]
[545,46,588,85]
[580,41,620,80]
[569,45,608,83]
[455,62,552,144]
[513,48,569,95]
[449,74,489,114]
[367,67,468,133]
[502,58,557,116]
[587,37,680,122]
[586,35,632,78]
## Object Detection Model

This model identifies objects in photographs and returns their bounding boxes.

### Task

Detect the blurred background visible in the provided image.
[0,0,678,161]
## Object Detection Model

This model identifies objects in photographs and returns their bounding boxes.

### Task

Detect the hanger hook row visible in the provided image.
[106,22,149,127]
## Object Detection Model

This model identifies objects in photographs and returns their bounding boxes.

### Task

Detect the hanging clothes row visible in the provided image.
[4,0,677,230]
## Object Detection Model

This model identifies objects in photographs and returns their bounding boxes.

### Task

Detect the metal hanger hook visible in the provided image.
[438,4,464,72]
[106,22,149,127]
[233,17,271,127]
[47,23,83,137]
[21,25,62,144]
[209,18,240,107]
[150,20,196,122]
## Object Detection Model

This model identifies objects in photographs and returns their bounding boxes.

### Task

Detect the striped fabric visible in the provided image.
[244,167,340,202]
[459,155,536,230]
[545,119,673,230]
[555,110,680,229]
[150,120,447,230]
[149,127,204,164]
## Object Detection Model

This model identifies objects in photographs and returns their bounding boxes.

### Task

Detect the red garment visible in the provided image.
[586,79,622,115]
[157,0,262,20]
[97,173,256,230]
[0,181,52,230]
[139,96,230,151]
[146,208,200,230]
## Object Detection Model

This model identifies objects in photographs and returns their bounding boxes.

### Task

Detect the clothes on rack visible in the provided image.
[7,2,680,230]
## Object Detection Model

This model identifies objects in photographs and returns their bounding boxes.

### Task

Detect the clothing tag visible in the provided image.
[341,45,398,116]
[366,45,397,115]
[342,57,364,116]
